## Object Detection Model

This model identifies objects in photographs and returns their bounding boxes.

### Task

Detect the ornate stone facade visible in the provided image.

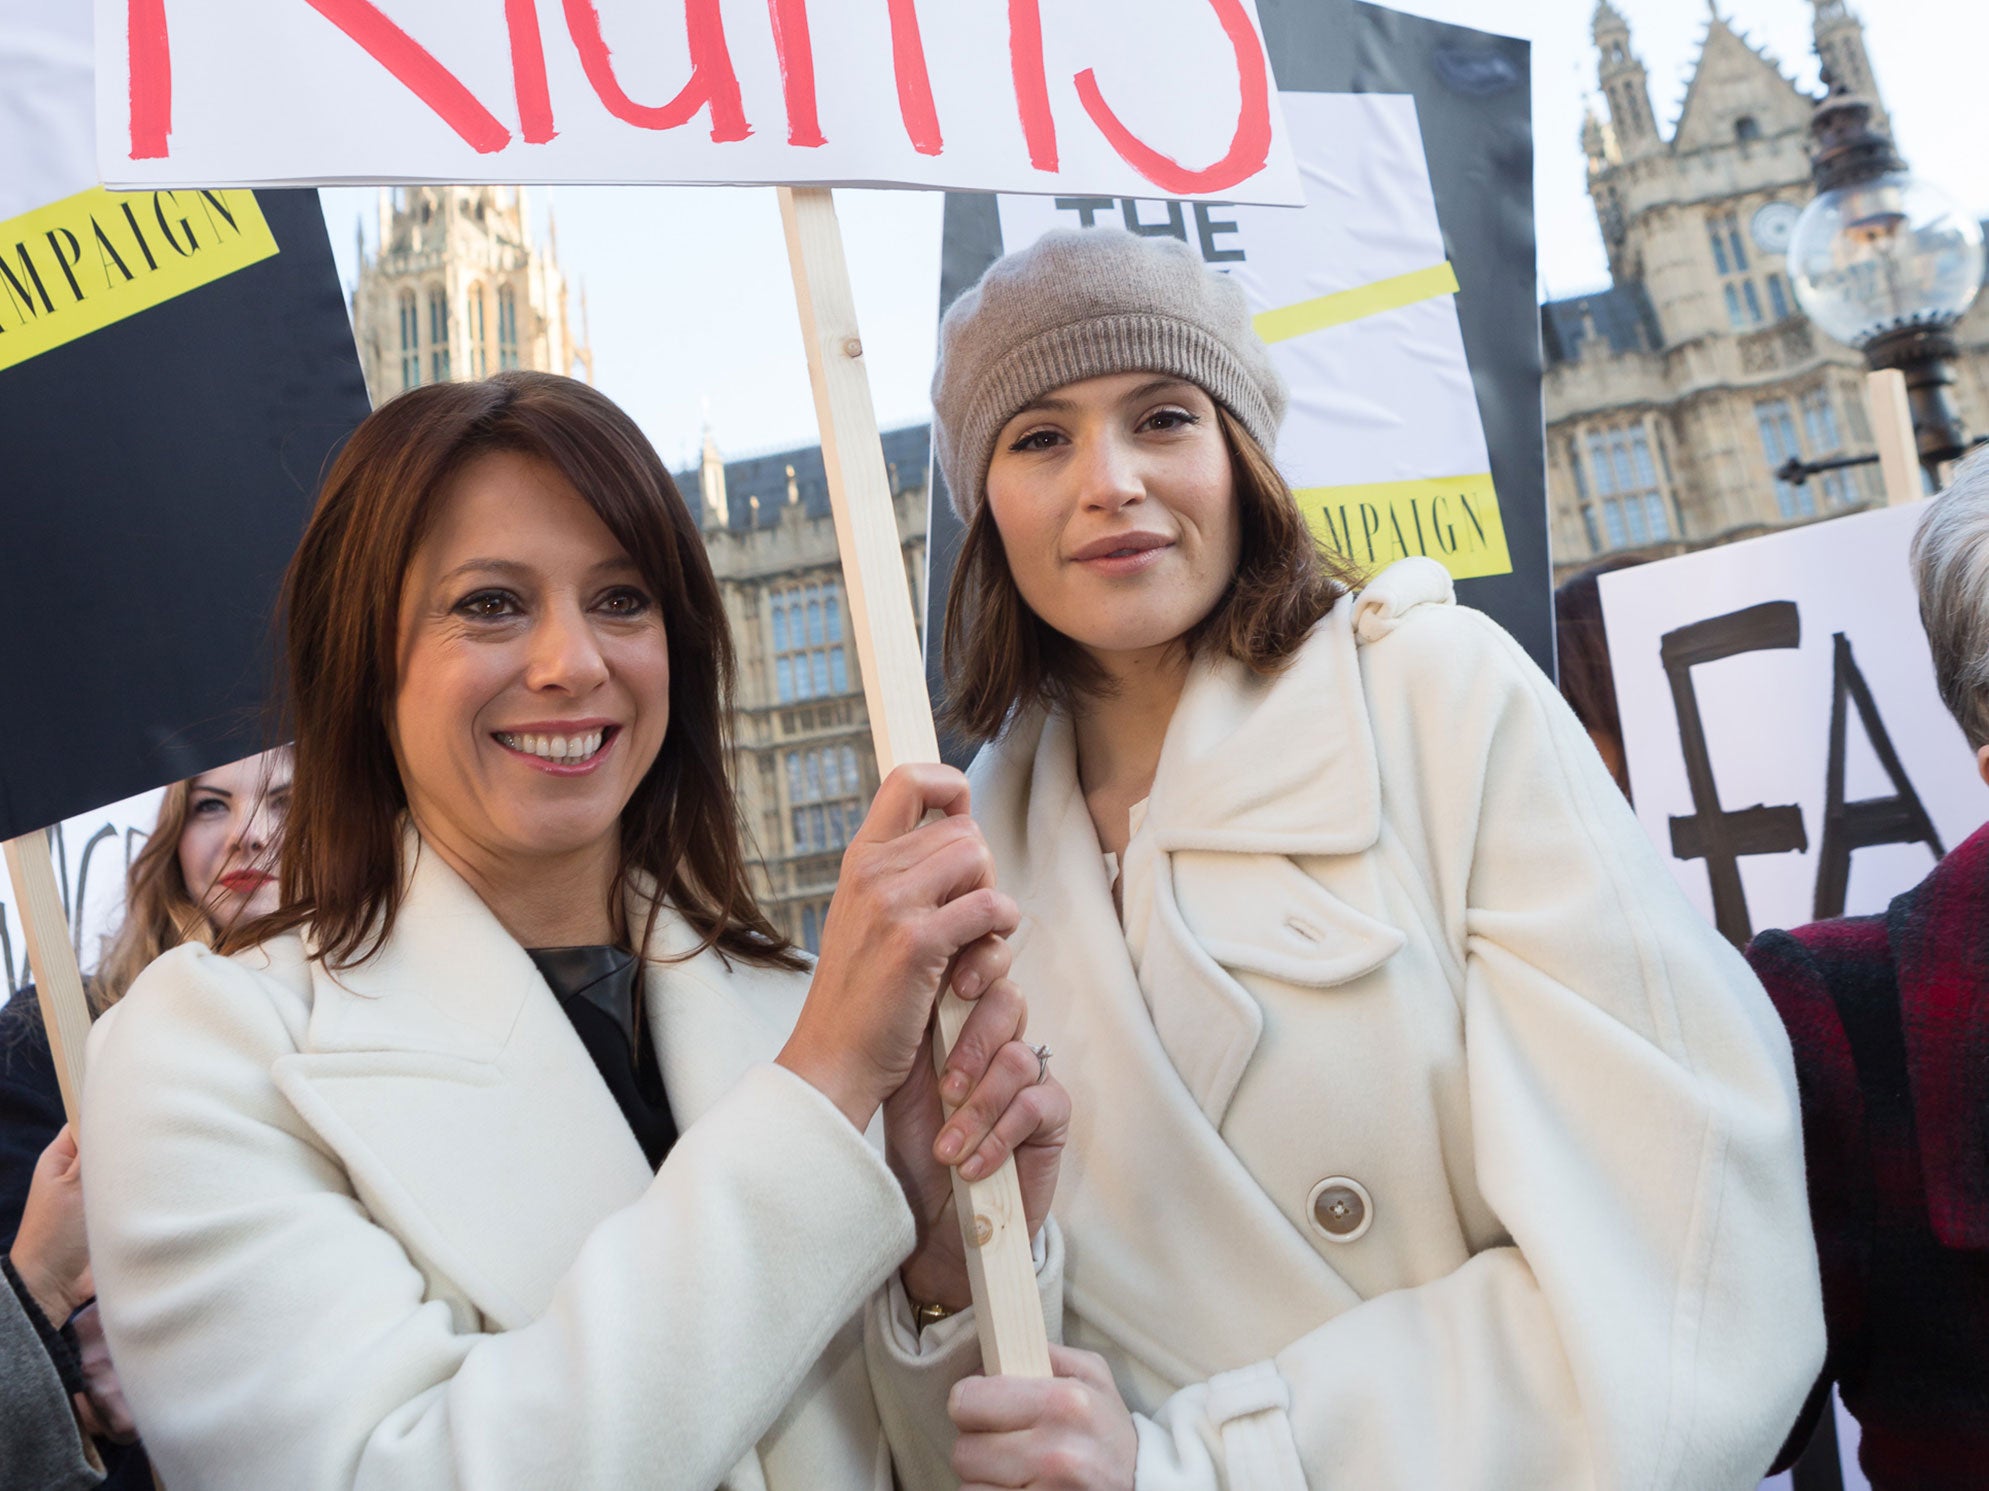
[682,428,930,951]
[1545,2,1989,582]
[348,186,590,402]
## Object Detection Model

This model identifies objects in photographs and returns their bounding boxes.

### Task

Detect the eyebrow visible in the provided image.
[437,555,640,586]
[1008,377,1200,421]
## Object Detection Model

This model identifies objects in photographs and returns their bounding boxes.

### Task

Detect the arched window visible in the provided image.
[398,290,420,388]
[497,284,520,370]
[428,287,451,381]
[467,282,487,378]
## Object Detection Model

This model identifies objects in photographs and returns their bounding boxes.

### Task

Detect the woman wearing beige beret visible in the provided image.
[867,228,1825,1491]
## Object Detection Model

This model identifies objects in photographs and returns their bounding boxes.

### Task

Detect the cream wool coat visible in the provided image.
[871,559,1823,1489]
[78,840,916,1491]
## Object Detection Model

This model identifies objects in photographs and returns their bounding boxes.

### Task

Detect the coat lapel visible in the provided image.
[271,843,783,1333]
[635,890,797,1131]
[1127,599,1404,1124]
[975,700,1368,1386]
[1026,778,1366,1382]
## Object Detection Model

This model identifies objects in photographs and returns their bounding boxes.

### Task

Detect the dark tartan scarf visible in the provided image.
[1747,822,1989,1490]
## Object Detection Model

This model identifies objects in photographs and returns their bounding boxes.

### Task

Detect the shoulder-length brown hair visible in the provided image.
[92,780,210,1011]
[940,405,1364,744]
[240,371,799,972]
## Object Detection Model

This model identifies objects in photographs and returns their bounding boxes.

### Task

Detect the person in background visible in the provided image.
[1747,446,1989,1487]
[867,227,1822,1490]
[0,746,291,1488]
[4,1126,102,1489]
[1551,556,1644,800]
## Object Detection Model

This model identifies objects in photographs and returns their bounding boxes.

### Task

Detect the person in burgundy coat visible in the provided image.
[1747,447,1989,1489]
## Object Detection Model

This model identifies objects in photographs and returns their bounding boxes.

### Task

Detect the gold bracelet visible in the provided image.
[912,1298,958,1333]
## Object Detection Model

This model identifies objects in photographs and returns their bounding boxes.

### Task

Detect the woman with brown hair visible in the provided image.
[76,371,1067,1491]
[2,746,289,1487]
[867,229,1823,1489]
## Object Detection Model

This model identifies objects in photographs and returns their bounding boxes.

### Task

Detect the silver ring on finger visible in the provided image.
[1028,1043,1052,1086]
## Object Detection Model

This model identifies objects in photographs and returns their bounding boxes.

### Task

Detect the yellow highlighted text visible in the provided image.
[0,187,278,373]
[1296,472,1512,581]
[1253,261,1461,345]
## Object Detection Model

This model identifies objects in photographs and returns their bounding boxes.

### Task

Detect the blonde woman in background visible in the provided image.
[2,746,290,1489]
[89,750,293,1007]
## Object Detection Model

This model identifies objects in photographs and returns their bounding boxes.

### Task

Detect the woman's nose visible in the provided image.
[526,600,612,693]
[1076,434,1145,513]
[234,800,275,853]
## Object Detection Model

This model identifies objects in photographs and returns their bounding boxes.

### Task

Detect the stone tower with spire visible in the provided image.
[1811,0,1886,130]
[348,186,593,405]
[1593,4,1659,162]
[1539,2,1989,581]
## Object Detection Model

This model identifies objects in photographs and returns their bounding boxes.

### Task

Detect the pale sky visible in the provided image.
[322,0,1989,469]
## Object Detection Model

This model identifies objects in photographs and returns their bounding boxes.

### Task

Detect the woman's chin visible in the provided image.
[494,811,625,865]
[200,890,252,939]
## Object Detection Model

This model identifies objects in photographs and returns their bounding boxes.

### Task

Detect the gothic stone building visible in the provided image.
[1544,1,1989,582]
[348,185,590,402]
[682,428,931,953]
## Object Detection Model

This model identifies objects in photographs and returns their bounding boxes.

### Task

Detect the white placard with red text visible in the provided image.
[95,0,1302,204]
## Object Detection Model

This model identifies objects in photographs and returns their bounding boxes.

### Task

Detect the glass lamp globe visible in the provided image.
[1788,170,1985,347]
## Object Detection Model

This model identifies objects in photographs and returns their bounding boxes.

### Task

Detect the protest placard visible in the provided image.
[0,788,162,1005]
[0,180,369,845]
[96,0,1302,207]
[1601,503,1981,949]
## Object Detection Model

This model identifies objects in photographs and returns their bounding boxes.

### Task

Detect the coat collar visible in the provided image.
[978,591,1381,892]
[271,837,788,1328]
[1889,820,1989,1251]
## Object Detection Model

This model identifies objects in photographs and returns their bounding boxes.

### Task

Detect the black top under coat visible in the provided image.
[526,946,677,1170]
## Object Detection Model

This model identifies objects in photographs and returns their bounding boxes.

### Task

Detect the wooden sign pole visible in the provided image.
[4,829,91,1123]
[1866,368,1922,506]
[778,185,1052,1379]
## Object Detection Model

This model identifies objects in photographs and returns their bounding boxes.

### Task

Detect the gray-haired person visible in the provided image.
[1745,445,1989,1486]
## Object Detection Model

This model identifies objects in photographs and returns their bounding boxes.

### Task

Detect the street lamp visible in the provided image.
[1787,81,1984,474]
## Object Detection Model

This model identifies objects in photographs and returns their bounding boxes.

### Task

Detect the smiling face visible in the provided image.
[984,372,1241,670]
[390,449,670,884]
[178,748,292,931]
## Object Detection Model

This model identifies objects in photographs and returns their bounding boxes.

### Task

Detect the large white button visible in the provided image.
[1307,1176,1373,1243]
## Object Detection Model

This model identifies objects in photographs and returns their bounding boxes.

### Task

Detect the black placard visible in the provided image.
[0,189,369,838]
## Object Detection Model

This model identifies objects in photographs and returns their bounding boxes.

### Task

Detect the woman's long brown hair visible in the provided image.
[91,781,207,1011]
[235,371,799,972]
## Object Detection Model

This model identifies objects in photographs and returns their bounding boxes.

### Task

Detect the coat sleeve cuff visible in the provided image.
[1133,1359,1308,1491]
[864,1217,1064,1486]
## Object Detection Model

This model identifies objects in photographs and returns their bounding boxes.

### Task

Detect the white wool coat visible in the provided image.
[870,559,1824,1489]
[79,841,915,1491]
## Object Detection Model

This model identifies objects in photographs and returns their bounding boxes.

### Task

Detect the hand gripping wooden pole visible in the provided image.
[4,830,92,1123]
[779,185,1051,1379]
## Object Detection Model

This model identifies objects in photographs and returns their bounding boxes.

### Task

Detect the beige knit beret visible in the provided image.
[931,228,1287,524]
